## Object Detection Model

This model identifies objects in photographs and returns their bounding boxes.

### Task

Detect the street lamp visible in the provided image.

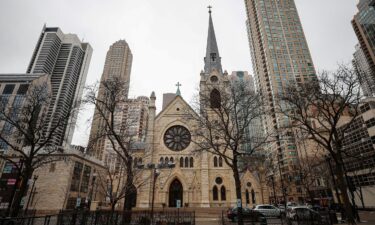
[270,175,277,205]
[277,153,287,209]
[89,172,98,210]
[151,168,160,223]
[24,175,38,216]
[325,155,341,206]
[137,161,176,224]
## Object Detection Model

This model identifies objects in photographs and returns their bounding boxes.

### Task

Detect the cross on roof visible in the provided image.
[176,82,182,96]
[208,5,212,14]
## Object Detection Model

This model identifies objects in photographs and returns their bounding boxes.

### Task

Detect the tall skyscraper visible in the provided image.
[353,44,375,96]
[88,40,133,161]
[244,0,318,201]
[352,0,375,96]
[27,26,92,147]
[103,96,149,172]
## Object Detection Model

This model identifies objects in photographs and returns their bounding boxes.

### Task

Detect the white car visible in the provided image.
[254,204,282,218]
[286,206,322,221]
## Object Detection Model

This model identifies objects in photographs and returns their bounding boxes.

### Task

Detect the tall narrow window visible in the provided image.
[213,186,218,200]
[180,157,184,168]
[165,157,169,165]
[133,158,138,168]
[251,189,256,204]
[170,157,174,163]
[246,189,250,204]
[160,157,164,165]
[219,157,223,167]
[185,157,189,167]
[190,157,194,167]
[210,89,221,108]
[214,156,218,167]
[221,186,226,201]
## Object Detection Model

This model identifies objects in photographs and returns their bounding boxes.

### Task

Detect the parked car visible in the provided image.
[277,204,286,215]
[227,207,267,224]
[254,204,282,218]
[286,206,322,221]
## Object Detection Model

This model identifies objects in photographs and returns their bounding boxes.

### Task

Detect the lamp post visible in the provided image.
[7,159,24,217]
[89,173,97,210]
[150,168,160,223]
[325,155,341,206]
[277,153,287,209]
[269,175,277,205]
[141,161,175,224]
[24,175,38,216]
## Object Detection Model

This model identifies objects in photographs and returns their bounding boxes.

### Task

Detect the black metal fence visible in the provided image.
[58,210,195,225]
[0,215,58,225]
[221,211,335,225]
[0,210,195,225]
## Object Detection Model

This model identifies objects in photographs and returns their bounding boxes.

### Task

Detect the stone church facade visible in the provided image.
[136,10,268,209]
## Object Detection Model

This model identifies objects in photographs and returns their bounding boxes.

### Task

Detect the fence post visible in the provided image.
[44,216,51,225]
[71,211,77,225]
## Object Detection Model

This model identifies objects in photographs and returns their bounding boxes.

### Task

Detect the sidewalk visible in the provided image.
[343,210,375,224]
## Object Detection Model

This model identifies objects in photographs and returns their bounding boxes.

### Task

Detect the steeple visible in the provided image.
[204,6,223,74]
[176,82,182,96]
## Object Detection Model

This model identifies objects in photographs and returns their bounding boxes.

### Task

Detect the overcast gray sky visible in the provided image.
[0,0,359,146]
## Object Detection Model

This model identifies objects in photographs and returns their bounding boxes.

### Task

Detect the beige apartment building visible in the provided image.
[24,145,106,214]
[244,0,319,202]
[88,40,133,161]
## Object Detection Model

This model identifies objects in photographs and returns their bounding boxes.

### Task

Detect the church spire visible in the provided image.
[204,6,223,74]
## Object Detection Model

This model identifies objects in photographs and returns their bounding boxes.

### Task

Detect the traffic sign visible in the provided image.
[76,198,81,207]
[237,199,242,207]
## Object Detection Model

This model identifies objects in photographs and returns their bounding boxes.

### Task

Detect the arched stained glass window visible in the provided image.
[210,89,221,108]
[221,186,226,201]
[213,186,218,201]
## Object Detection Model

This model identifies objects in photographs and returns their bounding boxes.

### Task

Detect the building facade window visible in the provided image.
[214,156,218,167]
[190,157,194,167]
[221,186,226,201]
[213,186,218,200]
[219,156,223,167]
[210,89,221,108]
[180,157,184,167]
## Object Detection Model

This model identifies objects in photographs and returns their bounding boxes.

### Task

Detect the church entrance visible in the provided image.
[168,179,183,207]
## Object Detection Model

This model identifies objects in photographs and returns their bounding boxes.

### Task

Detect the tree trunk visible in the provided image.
[11,167,33,217]
[122,166,134,225]
[306,188,314,204]
[233,161,244,225]
[335,163,356,224]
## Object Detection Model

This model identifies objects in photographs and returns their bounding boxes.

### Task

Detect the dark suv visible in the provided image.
[227,207,267,224]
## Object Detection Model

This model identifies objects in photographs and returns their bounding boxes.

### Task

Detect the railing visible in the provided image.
[0,210,195,225]
[0,215,58,225]
[57,210,195,225]
[221,210,335,225]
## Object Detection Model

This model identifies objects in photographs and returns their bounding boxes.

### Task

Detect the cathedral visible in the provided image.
[135,9,268,209]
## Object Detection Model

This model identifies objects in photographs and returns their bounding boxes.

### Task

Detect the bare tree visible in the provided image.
[83,77,148,218]
[279,65,362,224]
[189,80,270,225]
[0,75,74,216]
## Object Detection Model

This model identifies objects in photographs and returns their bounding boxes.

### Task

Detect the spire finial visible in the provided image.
[208,5,212,14]
[176,82,182,96]
[204,5,222,74]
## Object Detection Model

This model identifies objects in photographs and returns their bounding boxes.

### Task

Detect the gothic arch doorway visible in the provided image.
[169,179,183,207]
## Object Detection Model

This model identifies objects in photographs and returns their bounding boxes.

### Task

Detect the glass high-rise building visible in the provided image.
[244,0,318,202]
[27,25,92,147]
[352,0,375,96]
